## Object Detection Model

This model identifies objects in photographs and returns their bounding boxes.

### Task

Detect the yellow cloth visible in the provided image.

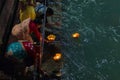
[20,6,36,22]
[19,0,36,22]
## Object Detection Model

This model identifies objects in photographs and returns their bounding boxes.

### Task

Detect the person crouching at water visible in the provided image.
[19,0,36,22]
[35,3,61,27]
[5,41,38,62]
[12,18,44,43]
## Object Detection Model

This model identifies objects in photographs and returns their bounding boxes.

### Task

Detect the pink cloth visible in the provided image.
[20,18,41,41]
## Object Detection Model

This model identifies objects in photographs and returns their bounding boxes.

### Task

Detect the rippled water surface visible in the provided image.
[62,0,120,80]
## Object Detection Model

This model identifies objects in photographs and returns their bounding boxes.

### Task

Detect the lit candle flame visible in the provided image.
[47,34,56,41]
[53,53,62,61]
[72,32,80,38]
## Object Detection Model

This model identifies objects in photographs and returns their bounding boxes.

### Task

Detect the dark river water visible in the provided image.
[62,0,120,80]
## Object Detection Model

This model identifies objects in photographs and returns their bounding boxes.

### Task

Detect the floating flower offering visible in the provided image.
[72,32,80,38]
[47,34,56,41]
[53,53,62,61]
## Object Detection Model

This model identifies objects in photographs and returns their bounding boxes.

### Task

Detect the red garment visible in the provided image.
[29,21,41,41]
[22,41,40,59]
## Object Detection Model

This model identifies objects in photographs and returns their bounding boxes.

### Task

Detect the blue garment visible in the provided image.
[6,42,27,60]
[35,4,47,14]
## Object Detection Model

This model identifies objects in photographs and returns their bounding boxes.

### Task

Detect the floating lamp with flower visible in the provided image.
[47,34,56,41]
[72,32,80,38]
[53,53,62,61]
